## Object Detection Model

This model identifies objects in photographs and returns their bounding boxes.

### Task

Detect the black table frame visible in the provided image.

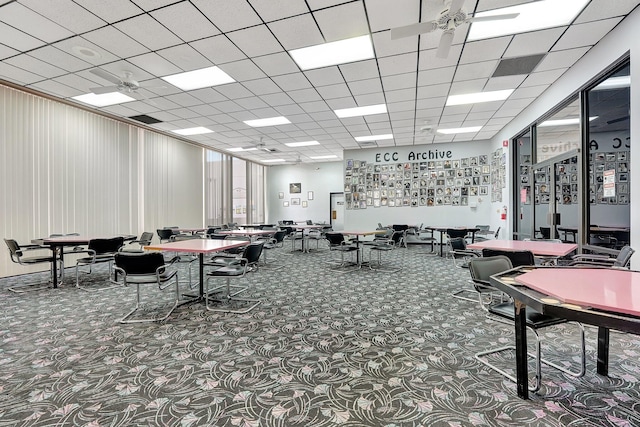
[489,266,640,399]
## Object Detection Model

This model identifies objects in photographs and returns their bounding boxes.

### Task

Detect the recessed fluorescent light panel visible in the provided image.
[227,147,257,152]
[310,155,338,159]
[284,140,320,147]
[244,116,291,127]
[172,127,214,136]
[289,35,374,70]
[446,89,514,106]
[161,66,235,91]
[334,104,387,118]
[355,134,394,142]
[72,92,135,107]
[468,0,590,41]
[539,117,597,127]
[437,126,482,134]
[263,158,286,163]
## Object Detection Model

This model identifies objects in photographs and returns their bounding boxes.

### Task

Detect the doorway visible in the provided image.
[330,192,344,230]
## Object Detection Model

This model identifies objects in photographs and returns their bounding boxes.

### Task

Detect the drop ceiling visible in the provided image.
[0,0,637,165]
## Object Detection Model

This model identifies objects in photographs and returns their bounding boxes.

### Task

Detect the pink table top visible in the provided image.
[515,268,640,317]
[467,239,577,257]
[145,239,247,254]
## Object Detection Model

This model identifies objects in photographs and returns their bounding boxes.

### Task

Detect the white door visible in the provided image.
[330,192,344,230]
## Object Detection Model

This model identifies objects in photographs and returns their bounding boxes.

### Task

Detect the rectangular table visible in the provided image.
[37,234,136,288]
[144,239,249,302]
[341,230,387,267]
[426,227,480,256]
[467,239,577,257]
[490,266,640,399]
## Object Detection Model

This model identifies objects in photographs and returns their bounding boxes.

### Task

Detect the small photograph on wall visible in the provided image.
[290,183,301,193]
[291,198,300,205]
[278,192,284,199]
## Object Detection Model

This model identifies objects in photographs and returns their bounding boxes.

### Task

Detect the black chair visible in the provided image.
[4,238,60,293]
[205,242,263,314]
[368,230,403,272]
[156,228,174,243]
[446,233,479,268]
[568,245,634,268]
[481,248,535,267]
[115,252,180,323]
[74,237,124,290]
[325,232,358,270]
[120,232,154,253]
[259,230,286,270]
[469,256,586,393]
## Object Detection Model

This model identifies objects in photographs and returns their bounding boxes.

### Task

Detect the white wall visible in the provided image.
[341,141,503,231]
[266,161,343,224]
[491,5,640,253]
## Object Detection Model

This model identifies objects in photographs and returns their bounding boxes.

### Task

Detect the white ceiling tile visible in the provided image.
[450,79,486,95]
[157,44,212,72]
[235,97,270,110]
[300,100,331,113]
[378,52,418,77]
[215,83,255,99]
[418,45,464,70]
[211,100,245,113]
[371,31,418,58]
[57,73,109,93]
[227,25,284,58]
[190,36,247,65]
[131,0,177,11]
[242,78,283,96]
[442,105,473,116]
[268,14,325,50]
[348,78,383,95]
[509,84,548,100]
[469,100,505,113]
[459,37,511,64]
[272,73,313,91]
[0,43,18,60]
[260,93,295,107]
[453,60,498,81]
[383,88,416,103]
[521,68,566,87]
[126,52,183,76]
[189,88,229,104]
[325,97,357,109]
[417,67,455,86]
[83,26,149,59]
[339,60,380,82]
[151,2,220,42]
[5,54,66,79]
[313,1,370,42]
[21,0,106,33]
[535,47,590,73]
[219,59,267,81]
[28,79,80,98]
[504,27,567,57]
[1,21,45,52]
[304,67,345,87]
[387,100,415,113]
[382,72,417,91]
[73,0,144,24]
[248,0,310,21]
[417,83,450,98]
[354,92,386,105]
[553,18,623,51]
[288,88,323,103]
[252,52,300,76]
[416,97,446,110]
[28,46,91,72]
[465,111,495,121]
[365,0,420,32]
[114,14,182,51]
[192,0,262,33]
[484,75,526,91]
[575,0,639,23]
[1,2,73,43]
[307,0,353,10]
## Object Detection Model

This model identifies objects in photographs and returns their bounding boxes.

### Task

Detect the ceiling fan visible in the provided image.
[233,137,279,153]
[89,68,163,96]
[390,0,519,59]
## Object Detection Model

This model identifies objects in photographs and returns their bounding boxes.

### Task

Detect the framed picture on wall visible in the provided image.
[302,201,308,208]
[283,201,289,207]
[289,182,301,193]
[291,198,300,205]
[308,191,314,200]
[278,192,284,199]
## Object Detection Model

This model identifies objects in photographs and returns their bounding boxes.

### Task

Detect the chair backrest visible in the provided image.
[475,225,490,232]
[446,228,468,239]
[209,233,227,240]
[242,242,264,265]
[325,232,345,246]
[481,248,535,267]
[539,227,551,239]
[392,224,409,231]
[4,238,21,259]
[115,251,165,275]
[138,232,154,245]
[306,220,313,225]
[449,237,467,251]
[469,255,513,286]
[272,230,286,243]
[282,220,294,225]
[157,228,174,241]
[89,237,124,254]
[614,246,635,267]
[390,231,404,246]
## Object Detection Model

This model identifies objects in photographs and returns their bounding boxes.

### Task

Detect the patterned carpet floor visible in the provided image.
[1,242,639,426]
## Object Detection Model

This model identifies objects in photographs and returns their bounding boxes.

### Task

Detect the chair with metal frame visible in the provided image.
[48,232,82,282]
[446,231,479,268]
[4,238,60,293]
[568,245,634,269]
[258,229,287,270]
[156,228,174,243]
[74,237,124,290]
[115,251,180,323]
[368,230,403,272]
[120,232,154,253]
[469,255,586,393]
[325,232,359,269]
[205,241,263,314]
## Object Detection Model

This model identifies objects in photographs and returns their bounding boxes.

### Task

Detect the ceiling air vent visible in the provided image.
[128,114,163,124]
[492,54,546,77]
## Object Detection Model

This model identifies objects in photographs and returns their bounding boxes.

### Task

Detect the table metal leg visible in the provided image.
[597,326,610,376]
[51,246,59,288]
[514,300,529,399]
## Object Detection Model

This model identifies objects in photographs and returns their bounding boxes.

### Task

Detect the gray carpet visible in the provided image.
[1,242,639,426]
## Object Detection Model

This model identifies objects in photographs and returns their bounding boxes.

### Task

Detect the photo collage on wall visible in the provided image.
[344,156,494,210]
[491,148,506,203]
[590,151,629,205]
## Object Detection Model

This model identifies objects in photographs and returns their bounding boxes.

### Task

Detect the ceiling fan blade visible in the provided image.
[436,31,454,59]
[90,68,123,85]
[89,85,120,94]
[468,12,520,23]
[390,20,438,40]
[449,0,466,14]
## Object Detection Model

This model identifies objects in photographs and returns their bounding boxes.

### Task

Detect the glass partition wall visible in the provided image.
[511,59,630,252]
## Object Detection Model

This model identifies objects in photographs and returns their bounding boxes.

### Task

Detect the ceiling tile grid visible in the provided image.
[0,0,635,164]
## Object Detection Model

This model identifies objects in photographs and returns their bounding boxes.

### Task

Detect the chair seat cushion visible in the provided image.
[21,255,55,264]
[77,254,116,264]
[489,302,567,328]
[207,265,244,277]
[125,270,177,284]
